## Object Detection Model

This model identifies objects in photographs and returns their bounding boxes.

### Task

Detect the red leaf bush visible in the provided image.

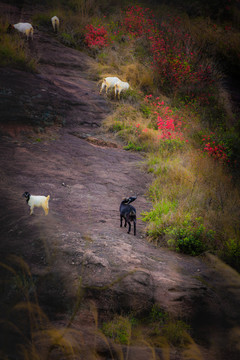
[144,94,185,141]
[120,6,215,102]
[201,133,230,164]
[121,5,155,38]
[85,24,110,49]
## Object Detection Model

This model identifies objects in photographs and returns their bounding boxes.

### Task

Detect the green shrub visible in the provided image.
[142,200,177,224]
[101,315,131,345]
[162,320,191,347]
[149,304,168,324]
[121,88,141,103]
[165,218,215,256]
[108,120,124,132]
[123,141,142,151]
[59,32,77,47]
[222,238,240,272]
[141,200,177,240]
[140,104,152,118]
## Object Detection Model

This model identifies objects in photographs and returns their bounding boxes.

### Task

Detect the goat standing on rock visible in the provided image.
[120,196,137,235]
[114,80,130,99]
[23,192,50,215]
[51,16,59,32]
[99,77,120,95]
[7,23,33,40]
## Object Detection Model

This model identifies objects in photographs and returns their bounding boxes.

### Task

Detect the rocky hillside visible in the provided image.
[0,2,240,360]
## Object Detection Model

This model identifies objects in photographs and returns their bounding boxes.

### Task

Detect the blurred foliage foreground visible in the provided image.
[0,256,205,360]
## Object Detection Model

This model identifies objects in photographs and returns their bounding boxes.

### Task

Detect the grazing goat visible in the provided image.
[23,192,50,216]
[100,77,121,95]
[7,23,33,40]
[114,80,130,99]
[51,16,59,32]
[120,196,137,235]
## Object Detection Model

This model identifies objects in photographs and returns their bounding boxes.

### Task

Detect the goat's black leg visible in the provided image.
[127,222,131,234]
[124,218,127,227]
[133,221,136,236]
[120,215,123,227]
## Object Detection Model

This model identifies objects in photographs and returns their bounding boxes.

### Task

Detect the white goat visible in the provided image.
[100,77,121,95]
[114,80,130,99]
[22,192,50,216]
[51,16,59,32]
[7,23,33,40]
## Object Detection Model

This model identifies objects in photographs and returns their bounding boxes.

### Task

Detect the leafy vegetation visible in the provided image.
[101,304,191,349]
[102,315,132,345]
[165,217,215,256]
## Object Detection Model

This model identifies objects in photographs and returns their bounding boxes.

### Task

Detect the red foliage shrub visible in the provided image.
[201,134,230,164]
[121,5,155,38]
[85,24,111,49]
[120,6,215,102]
[144,94,185,141]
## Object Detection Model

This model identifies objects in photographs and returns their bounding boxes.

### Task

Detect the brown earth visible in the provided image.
[0,3,240,360]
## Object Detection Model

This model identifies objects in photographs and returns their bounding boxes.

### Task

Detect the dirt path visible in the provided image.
[1,17,240,360]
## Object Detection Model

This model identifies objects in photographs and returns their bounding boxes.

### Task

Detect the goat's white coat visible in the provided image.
[13,23,33,40]
[27,195,50,215]
[51,16,59,32]
[114,80,130,99]
[100,77,121,94]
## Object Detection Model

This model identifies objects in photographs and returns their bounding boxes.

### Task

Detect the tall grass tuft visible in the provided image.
[0,19,37,72]
[0,256,86,360]
[143,147,240,257]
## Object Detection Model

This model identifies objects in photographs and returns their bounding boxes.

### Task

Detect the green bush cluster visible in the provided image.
[162,320,191,347]
[101,305,191,348]
[141,200,177,240]
[149,304,168,324]
[147,305,191,347]
[140,104,152,118]
[143,206,216,256]
[123,141,143,151]
[165,218,215,256]
[222,238,240,271]
[142,200,177,223]
[101,315,131,345]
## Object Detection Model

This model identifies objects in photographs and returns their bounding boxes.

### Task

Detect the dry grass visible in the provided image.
[0,18,37,72]
[92,41,155,92]
[183,15,240,74]
[119,62,155,91]
[102,103,163,151]
[145,146,240,251]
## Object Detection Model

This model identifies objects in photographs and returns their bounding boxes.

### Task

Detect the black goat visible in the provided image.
[120,196,137,235]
